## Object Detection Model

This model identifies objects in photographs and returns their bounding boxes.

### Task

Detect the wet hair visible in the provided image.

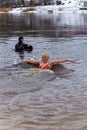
[19,36,24,42]
[41,53,49,59]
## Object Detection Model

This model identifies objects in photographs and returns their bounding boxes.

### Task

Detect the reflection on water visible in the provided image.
[0,12,87,130]
[0,12,87,38]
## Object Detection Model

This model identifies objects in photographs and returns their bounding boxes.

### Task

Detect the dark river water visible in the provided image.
[0,12,87,130]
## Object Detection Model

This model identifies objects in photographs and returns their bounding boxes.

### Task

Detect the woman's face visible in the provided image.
[41,55,49,63]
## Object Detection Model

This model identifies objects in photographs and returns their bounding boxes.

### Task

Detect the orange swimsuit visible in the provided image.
[39,62,50,70]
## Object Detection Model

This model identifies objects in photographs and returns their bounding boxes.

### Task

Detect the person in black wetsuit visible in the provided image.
[15,36,33,52]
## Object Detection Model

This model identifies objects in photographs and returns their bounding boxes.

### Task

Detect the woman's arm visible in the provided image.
[50,59,76,66]
[22,59,39,65]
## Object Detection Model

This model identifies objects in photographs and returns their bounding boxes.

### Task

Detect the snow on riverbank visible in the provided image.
[0,5,87,14]
[8,5,79,14]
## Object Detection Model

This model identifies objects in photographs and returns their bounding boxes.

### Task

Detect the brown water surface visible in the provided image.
[0,12,87,130]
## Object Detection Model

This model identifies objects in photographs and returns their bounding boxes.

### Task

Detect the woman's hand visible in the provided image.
[69,59,76,63]
[21,60,26,63]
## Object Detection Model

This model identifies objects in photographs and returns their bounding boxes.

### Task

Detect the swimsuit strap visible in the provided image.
[39,62,50,70]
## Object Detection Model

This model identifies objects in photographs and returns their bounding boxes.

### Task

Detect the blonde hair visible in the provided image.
[41,53,49,59]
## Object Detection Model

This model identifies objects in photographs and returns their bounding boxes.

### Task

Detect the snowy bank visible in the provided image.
[8,5,79,14]
[0,5,87,14]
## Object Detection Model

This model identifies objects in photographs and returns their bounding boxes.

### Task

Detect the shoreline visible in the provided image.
[0,5,79,14]
[0,5,87,14]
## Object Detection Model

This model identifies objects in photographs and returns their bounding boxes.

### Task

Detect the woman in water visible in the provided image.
[22,53,76,70]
